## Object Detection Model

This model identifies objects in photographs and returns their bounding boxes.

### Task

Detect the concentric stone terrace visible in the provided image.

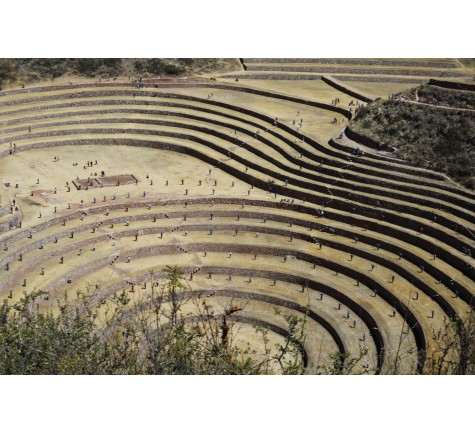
[0,75,474,374]
[229,58,472,84]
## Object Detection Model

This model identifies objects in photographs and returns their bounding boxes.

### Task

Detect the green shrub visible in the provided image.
[74,58,101,75]
[0,266,308,375]
[143,58,164,75]
[163,64,185,75]
[178,58,194,66]
[350,96,475,189]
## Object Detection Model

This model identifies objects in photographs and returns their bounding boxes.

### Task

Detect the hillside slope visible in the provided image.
[0,58,241,87]
[349,88,475,189]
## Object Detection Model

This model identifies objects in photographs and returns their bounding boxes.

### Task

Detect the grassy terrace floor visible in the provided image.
[0,70,474,374]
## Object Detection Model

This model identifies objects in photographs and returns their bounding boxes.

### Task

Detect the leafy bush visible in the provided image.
[142,58,164,75]
[350,97,475,189]
[0,266,308,374]
[400,84,475,110]
[163,64,185,75]
[0,59,18,84]
[73,58,123,77]
[1,58,241,85]
[74,58,101,75]
[178,58,194,66]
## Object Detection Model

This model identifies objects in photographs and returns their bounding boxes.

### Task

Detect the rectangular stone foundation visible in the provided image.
[72,174,138,190]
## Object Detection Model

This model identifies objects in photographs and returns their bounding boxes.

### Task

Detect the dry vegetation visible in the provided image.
[399,84,475,110]
[1,59,474,375]
[350,96,475,189]
[0,58,241,87]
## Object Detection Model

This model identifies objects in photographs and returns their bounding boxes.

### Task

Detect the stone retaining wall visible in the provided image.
[37,251,387,370]
[0,82,351,118]
[4,118,471,224]
[245,65,469,78]
[429,79,475,92]
[2,137,473,281]
[221,74,324,81]
[321,76,375,103]
[345,126,395,152]
[221,74,429,84]
[243,59,458,69]
[2,99,471,203]
[1,202,471,308]
[38,240,433,370]
[1,87,457,187]
[3,132,473,249]
[0,203,11,218]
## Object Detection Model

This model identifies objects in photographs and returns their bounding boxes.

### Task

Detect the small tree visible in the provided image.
[426,311,475,375]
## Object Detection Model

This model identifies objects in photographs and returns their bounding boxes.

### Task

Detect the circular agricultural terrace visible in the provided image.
[0,62,474,374]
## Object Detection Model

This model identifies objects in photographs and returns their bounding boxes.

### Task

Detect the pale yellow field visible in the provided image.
[1,66,473,374]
